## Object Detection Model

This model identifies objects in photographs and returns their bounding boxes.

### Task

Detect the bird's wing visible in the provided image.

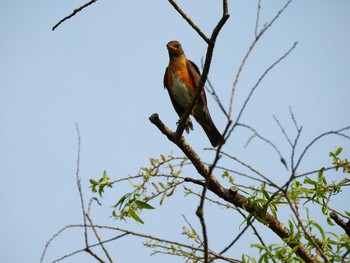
[186,60,207,105]
[163,67,169,89]
[164,67,185,117]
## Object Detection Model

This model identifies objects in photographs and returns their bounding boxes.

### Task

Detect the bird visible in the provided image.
[163,40,223,147]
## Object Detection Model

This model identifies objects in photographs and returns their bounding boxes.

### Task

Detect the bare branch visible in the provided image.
[237,122,288,170]
[74,124,89,247]
[52,0,97,31]
[285,194,331,263]
[330,212,350,237]
[86,213,114,263]
[52,231,128,263]
[40,225,71,263]
[220,151,280,189]
[254,0,262,38]
[228,41,298,139]
[228,0,295,119]
[294,125,350,172]
[289,106,300,131]
[294,166,337,178]
[149,113,318,262]
[290,125,303,174]
[168,0,210,44]
[201,58,229,118]
[273,114,293,147]
[219,206,278,263]
[51,224,239,263]
[172,1,230,142]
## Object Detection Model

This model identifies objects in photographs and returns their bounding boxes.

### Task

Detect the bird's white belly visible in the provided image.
[172,76,192,107]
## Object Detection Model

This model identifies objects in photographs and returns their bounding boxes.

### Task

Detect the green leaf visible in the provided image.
[310,221,325,239]
[135,200,155,210]
[222,170,229,178]
[159,182,166,189]
[251,243,266,250]
[114,193,131,209]
[98,187,104,197]
[90,179,98,185]
[304,177,316,185]
[129,210,144,224]
[326,217,335,226]
[318,167,324,179]
[152,182,160,192]
[290,245,299,255]
[160,191,166,205]
[166,186,176,197]
[262,190,270,200]
[270,203,278,219]
[335,147,343,156]
[288,220,294,235]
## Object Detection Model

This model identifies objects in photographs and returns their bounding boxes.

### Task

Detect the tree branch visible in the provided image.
[149,113,318,263]
[74,124,89,247]
[168,0,210,44]
[228,0,295,119]
[52,0,98,31]
[330,212,350,237]
[228,41,298,139]
[171,1,230,143]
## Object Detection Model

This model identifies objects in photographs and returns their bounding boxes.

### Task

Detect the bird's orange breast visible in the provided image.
[167,58,196,107]
[167,57,195,93]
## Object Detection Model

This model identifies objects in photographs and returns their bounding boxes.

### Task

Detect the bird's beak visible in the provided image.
[166,43,173,51]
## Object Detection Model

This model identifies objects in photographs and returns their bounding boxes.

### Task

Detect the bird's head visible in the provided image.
[166,40,185,59]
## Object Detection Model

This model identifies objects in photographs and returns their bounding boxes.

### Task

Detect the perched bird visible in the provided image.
[163,40,223,147]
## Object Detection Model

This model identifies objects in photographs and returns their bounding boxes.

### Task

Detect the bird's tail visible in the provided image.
[195,115,223,147]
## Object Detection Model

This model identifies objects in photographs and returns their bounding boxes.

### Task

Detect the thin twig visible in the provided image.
[289,106,300,131]
[74,125,107,262]
[40,226,71,263]
[52,232,128,263]
[75,124,89,247]
[211,164,269,185]
[168,0,210,44]
[218,206,277,263]
[52,224,239,263]
[228,0,295,119]
[201,58,229,118]
[228,42,298,140]
[254,0,262,38]
[237,122,288,170]
[149,114,317,262]
[52,0,97,31]
[285,194,331,263]
[220,151,280,190]
[273,114,293,147]
[294,166,337,178]
[167,2,230,261]
[294,125,350,173]
[273,115,293,147]
[290,123,303,174]
[218,219,251,255]
[172,1,229,142]
[86,213,114,263]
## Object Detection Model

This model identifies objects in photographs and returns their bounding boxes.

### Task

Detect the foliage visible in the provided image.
[43,1,350,263]
[90,155,188,224]
[330,147,350,173]
[90,170,112,197]
[89,148,350,262]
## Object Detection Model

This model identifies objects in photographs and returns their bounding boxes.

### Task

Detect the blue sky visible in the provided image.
[1,1,350,262]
